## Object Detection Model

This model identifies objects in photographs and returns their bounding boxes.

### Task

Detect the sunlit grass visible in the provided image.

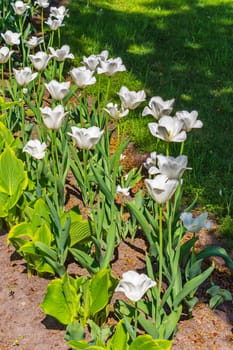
[63,0,233,213]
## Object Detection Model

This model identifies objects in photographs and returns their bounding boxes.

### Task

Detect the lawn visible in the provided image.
[63,0,233,214]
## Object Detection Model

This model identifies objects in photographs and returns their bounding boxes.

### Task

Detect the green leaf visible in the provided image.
[65,321,85,342]
[126,201,156,257]
[108,319,129,350]
[129,335,172,350]
[40,273,80,325]
[91,163,114,202]
[89,269,110,316]
[173,264,214,308]
[196,246,233,273]
[0,147,28,217]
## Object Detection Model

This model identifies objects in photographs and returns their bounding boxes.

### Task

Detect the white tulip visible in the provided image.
[45,16,64,30]
[11,1,30,15]
[180,212,211,233]
[1,30,21,45]
[29,51,51,71]
[143,152,157,175]
[82,54,100,71]
[155,154,190,180]
[104,102,129,120]
[148,116,187,143]
[70,66,96,88]
[0,47,14,64]
[49,45,74,62]
[45,80,70,101]
[40,105,67,130]
[118,86,146,110]
[145,175,179,204]
[116,185,130,196]
[175,110,203,132]
[67,126,104,150]
[13,67,38,86]
[142,96,175,120]
[23,139,47,159]
[115,271,156,302]
[24,36,44,49]
[97,57,126,76]
[34,0,49,8]
[50,6,68,20]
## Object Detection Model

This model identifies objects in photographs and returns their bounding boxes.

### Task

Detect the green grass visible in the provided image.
[63,0,233,214]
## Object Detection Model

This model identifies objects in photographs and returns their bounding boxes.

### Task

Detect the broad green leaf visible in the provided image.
[65,321,85,342]
[31,198,51,229]
[129,335,172,350]
[40,273,80,325]
[0,147,28,217]
[68,341,105,350]
[8,222,33,246]
[34,223,53,246]
[89,269,109,316]
[108,319,129,350]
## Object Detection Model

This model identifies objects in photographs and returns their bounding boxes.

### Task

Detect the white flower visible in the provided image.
[0,47,14,64]
[180,212,211,233]
[81,50,109,72]
[148,116,187,143]
[13,67,38,86]
[11,1,30,15]
[50,6,68,20]
[118,86,146,110]
[97,50,109,61]
[175,110,203,132]
[70,66,96,88]
[142,96,175,120]
[116,185,130,196]
[45,16,64,30]
[82,54,100,71]
[24,36,44,49]
[97,57,126,76]
[67,126,104,150]
[104,102,129,120]
[29,51,51,71]
[45,80,70,101]
[23,139,47,159]
[144,152,157,175]
[154,154,190,180]
[49,45,74,62]
[1,30,21,45]
[34,0,49,8]
[115,271,156,302]
[40,105,67,130]
[145,175,179,204]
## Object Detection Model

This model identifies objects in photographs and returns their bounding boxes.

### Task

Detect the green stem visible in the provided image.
[180,141,185,155]
[59,61,64,82]
[83,148,91,206]
[166,142,170,156]
[41,8,46,51]
[50,130,59,211]
[134,302,138,339]
[156,205,163,323]
[1,64,5,99]
[20,88,25,142]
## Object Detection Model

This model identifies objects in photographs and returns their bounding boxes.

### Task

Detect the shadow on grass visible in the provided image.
[63,0,233,209]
